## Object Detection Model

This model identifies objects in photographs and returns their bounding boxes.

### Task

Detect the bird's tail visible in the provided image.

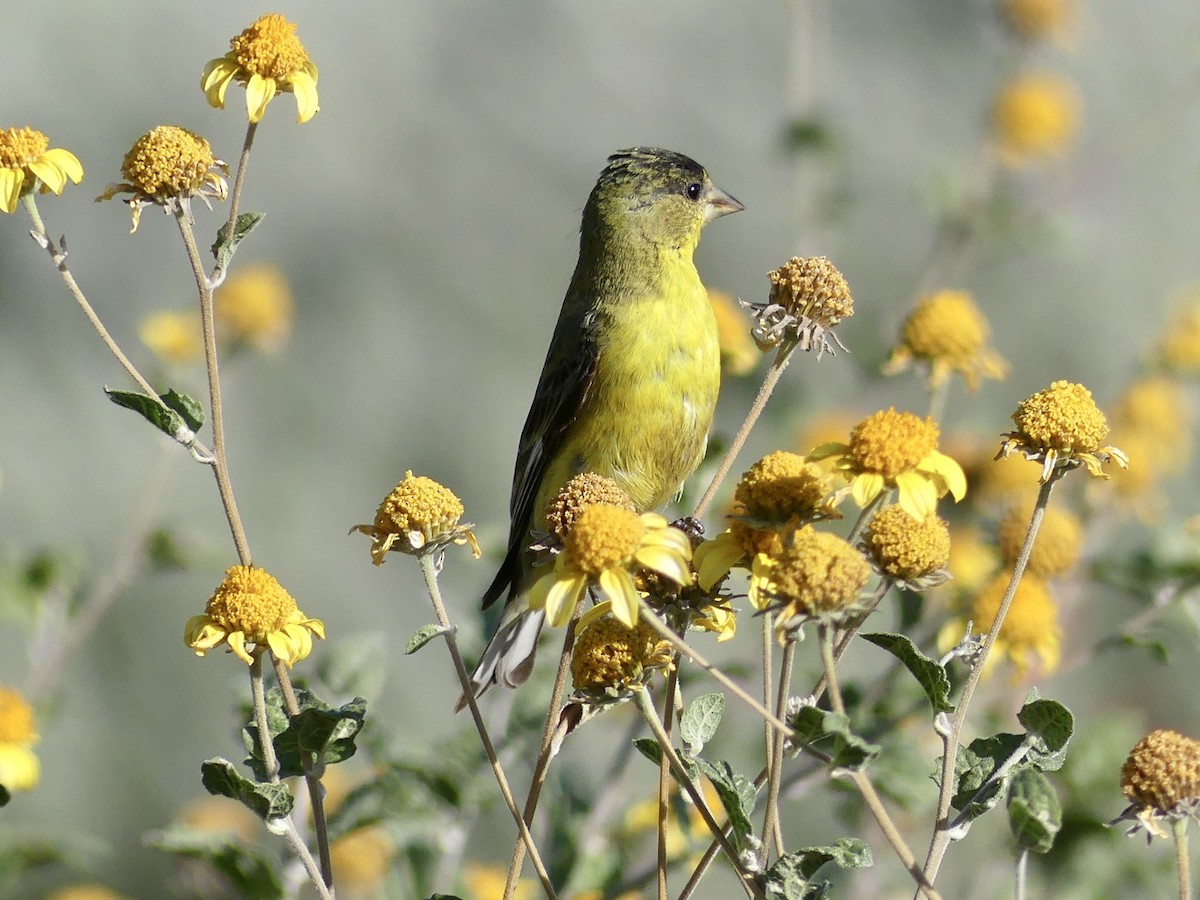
[454,608,546,712]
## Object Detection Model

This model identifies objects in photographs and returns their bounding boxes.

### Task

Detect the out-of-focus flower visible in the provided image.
[463,863,536,900]
[45,887,127,900]
[940,573,1060,677]
[184,565,324,667]
[0,686,39,792]
[882,290,1009,392]
[329,826,394,896]
[1114,728,1200,842]
[203,13,319,124]
[139,310,204,365]
[1156,302,1200,374]
[996,499,1083,577]
[992,72,1079,167]
[176,794,260,842]
[999,380,1127,481]
[353,471,480,563]
[1000,0,1077,44]
[0,126,82,213]
[215,264,294,353]
[708,288,760,376]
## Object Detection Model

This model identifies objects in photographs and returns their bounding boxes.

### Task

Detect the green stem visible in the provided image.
[1014,848,1028,900]
[1174,817,1192,900]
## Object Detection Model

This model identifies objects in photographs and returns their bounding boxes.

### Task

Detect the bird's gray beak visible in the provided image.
[703,185,744,223]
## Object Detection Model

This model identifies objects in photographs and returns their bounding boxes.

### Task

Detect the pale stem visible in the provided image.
[817,624,941,900]
[692,341,797,520]
[656,664,681,900]
[413,554,557,900]
[174,210,253,566]
[1174,817,1192,900]
[927,378,951,425]
[1014,848,1028,900]
[762,639,796,863]
[760,612,776,857]
[918,474,1059,891]
[678,768,769,900]
[634,688,765,900]
[211,120,259,287]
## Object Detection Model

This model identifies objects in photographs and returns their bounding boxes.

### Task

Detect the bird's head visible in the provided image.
[584,147,742,251]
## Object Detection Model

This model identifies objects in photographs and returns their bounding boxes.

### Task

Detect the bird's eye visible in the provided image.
[685,182,703,201]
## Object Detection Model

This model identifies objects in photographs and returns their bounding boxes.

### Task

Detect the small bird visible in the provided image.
[463,147,742,703]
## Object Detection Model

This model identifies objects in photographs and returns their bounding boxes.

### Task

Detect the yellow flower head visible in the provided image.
[944,525,1000,600]
[45,888,127,900]
[177,794,259,841]
[203,13,320,124]
[215,264,294,353]
[329,826,394,892]
[544,472,637,546]
[810,408,967,520]
[1112,375,1191,472]
[184,565,325,667]
[1116,728,1200,841]
[463,863,537,900]
[353,471,481,563]
[529,506,691,628]
[570,613,674,692]
[741,256,854,355]
[1000,0,1077,44]
[959,572,1060,676]
[753,526,872,639]
[996,499,1083,577]
[0,686,40,792]
[0,126,83,214]
[1157,303,1200,374]
[882,290,1009,391]
[973,451,1043,505]
[708,288,759,376]
[999,380,1128,481]
[97,126,228,233]
[139,310,204,366]
[862,504,952,589]
[992,72,1080,167]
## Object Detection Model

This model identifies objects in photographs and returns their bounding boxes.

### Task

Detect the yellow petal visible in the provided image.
[245,73,277,123]
[0,744,40,791]
[289,70,320,123]
[267,628,298,667]
[41,148,83,184]
[576,600,614,633]
[304,617,326,641]
[598,567,640,627]
[27,157,67,194]
[895,470,938,520]
[636,545,690,585]
[806,441,849,461]
[850,471,885,508]
[642,524,692,558]
[202,57,239,109]
[544,574,587,628]
[920,451,967,501]
[0,167,24,213]
[227,630,255,666]
[694,533,746,591]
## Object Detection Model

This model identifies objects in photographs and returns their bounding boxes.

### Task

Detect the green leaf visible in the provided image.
[159,388,205,431]
[788,707,880,772]
[633,737,663,766]
[691,757,756,845]
[861,631,954,714]
[763,839,872,900]
[797,837,873,878]
[1007,769,1062,853]
[106,389,192,441]
[200,758,293,822]
[246,691,366,779]
[679,692,725,754]
[146,827,284,899]
[406,624,451,655]
[1017,691,1074,768]
[212,212,265,270]
[950,733,1025,822]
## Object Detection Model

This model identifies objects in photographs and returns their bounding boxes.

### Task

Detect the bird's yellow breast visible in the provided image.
[538,249,720,518]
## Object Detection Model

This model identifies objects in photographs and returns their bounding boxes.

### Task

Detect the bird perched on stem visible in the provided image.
[462,147,742,704]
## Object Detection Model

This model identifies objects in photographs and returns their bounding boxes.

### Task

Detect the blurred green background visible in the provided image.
[3,1,1200,897]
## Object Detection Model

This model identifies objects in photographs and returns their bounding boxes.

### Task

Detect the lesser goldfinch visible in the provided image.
[464,147,742,702]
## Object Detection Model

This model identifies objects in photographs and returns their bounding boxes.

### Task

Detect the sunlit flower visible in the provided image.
[0,126,83,214]
[0,686,39,792]
[861,504,952,590]
[463,863,536,900]
[329,826,394,896]
[996,499,1083,577]
[139,310,204,365]
[1111,375,1191,473]
[353,471,481,563]
[97,126,228,233]
[943,525,1000,600]
[692,601,738,642]
[1000,0,1077,44]
[708,288,759,376]
[570,610,674,693]
[45,887,127,900]
[972,450,1043,505]
[184,565,324,667]
[999,380,1127,481]
[543,473,636,547]
[621,779,723,863]
[740,256,854,356]
[528,506,691,627]
[752,525,872,640]
[176,794,259,842]
[203,14,319,124]
[1157,303,1200,374]
[992,72,1080,167]
[1098,429,1168,521]
[882,290,1009,391]
[940,573,1060,676]
[810,408,966,520]
[215,264,294,353]
[1113,729,1200,842]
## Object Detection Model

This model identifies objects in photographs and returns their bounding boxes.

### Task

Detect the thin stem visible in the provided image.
[919,474,1059,891]
[693,341,797,520]
[280,818,334,900]
[175,211,253,566]
[414,555,557,900]
[678,768,769,900]
[927,378,951,426]
[762,639,796,863]
[1174,817,1192,900]
[635,688,764,900]
[1014,848,1028,900]
[760,612,776,859]
[211,121,259,287]
[656,665,680,900]
[250,653,281,780]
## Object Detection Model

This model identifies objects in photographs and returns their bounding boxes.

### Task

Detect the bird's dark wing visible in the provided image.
[481,293,599,609]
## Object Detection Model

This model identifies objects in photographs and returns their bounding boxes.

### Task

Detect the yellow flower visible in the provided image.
[692,601,738,642]
[752,525,872,640]
[139,310,204,365]
[215,264,294,353]
[528,506,691,628]
[570,611,674,691]
[708,288,759,375]
[972,450,1043,505]
[184,565,325,667]
[882,290,1009,391]
[1157,302,1200,374]
[176,794,259,841]
[45,888,127,900]
[996,499,1083,577]
[999,380,1127,481]
[992,72,1080,167]
[463,863,536,900]
[1098,429,1168,521]
[203,13,319,124]
[0,687,39,793]
[544,473,636,546]
[0,126,83,213]
[862,504,952,589]
[810,408,967,520]
[741,256,854,355]
[1000,0,1077,44]
[329,826,393,894]
[97,126,228,233]
[1115,729,1200,841]
[353,471,481,563]
[942,573,1060,676]
[1112,375,1190,472]
[943,525,1000,600]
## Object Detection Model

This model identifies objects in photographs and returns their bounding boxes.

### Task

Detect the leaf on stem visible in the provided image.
[200,757,294,822]
[789,707,880,771]
[691,757,757,848]
[763,838,873,899]
[243,688,367,779]
[1006,768,1062,854]
[1017,689,1074,768]
[406,623,452,655]
[861,631,954,713]
[679,692,725,755]
[106,387,206,441]
[212,211,265,271]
